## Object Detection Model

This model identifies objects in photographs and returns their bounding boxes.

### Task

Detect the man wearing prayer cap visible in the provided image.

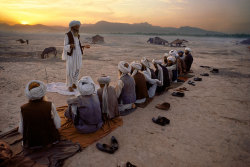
[65,76,103,133]
[97,75,119,121]
[130,61,149,106]
[116,61,136,114]
[141,57,161,98]
[62,20,90,92]
[152,59,170,94]
[165,56,178,82]
[184,47,193,72]
[18,80,61,148]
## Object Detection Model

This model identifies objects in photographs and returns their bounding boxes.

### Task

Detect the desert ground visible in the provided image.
[0,34,250,166]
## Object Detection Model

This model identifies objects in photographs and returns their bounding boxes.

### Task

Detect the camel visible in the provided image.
[92,35,104,44]
[147,37,168,45]
[16,39,29,44]
[41,47,57,59]
[170,39,188,47]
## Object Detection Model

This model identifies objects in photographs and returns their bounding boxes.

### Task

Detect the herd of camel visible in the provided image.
[15,36,188,59]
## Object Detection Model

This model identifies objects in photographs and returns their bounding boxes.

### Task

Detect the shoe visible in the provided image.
[194,77,202,81]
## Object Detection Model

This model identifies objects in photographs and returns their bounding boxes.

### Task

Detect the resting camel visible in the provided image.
[170,39,188,47]
[16,39,29,44]
[41,47,57,59]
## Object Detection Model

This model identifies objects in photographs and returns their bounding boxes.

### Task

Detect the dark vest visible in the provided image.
[133,72,149,100]
[118,74,136,105]
[21,101,60,148]
[146,68,157,89]
[66,31,83,56]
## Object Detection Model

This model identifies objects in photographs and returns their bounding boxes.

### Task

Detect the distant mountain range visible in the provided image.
[0,21,249,37]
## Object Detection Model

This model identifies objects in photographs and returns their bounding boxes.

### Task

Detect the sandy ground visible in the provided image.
[0,36,250,166]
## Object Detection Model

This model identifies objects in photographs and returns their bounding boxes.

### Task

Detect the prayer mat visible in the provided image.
[57,106,123,148]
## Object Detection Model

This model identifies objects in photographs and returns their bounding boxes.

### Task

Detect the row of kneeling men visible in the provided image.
[18,48,193,148]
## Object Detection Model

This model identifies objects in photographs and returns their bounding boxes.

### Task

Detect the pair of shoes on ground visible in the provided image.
[96,136,118,154]
[152,116,170,126]
[188,80,196,86]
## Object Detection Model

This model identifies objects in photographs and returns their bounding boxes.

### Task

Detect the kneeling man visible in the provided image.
[65,76,103,133]
[19,80,61,148]
[97,75,119,121]
[116,61,136,114]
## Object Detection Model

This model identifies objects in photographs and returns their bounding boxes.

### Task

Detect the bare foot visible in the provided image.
[68,87,74,92]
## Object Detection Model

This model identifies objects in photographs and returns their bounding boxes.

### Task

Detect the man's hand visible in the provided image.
[82,44,90,49]
[70,44,75,49]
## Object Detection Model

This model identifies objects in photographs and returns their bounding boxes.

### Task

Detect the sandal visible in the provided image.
[172,92,185,97]
[111,136,119,151]
[126,162,137,167]
[188,80,195,86]
[210,68,219,73]
[194,77,202,81]
[152,116,170,126]
[155,102,170,111]
[200,73,209,76]
[96,143,115,154]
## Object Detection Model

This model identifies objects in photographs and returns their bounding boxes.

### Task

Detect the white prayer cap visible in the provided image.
[130,61,142,70]
[97,75,111,84]
[77,76,95,96]
[25,80,47,100]
[169,50,179,58]
[69,20,81,28]
[152,59,163,64]
[167,56,176,63]
[141,57,151,68]
[185,47,192,52]
[118,61,131,74]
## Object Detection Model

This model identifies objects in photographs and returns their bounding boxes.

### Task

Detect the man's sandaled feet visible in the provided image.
[72,84,77,89]
[96,143,115,154]
[172,92,185,97]
[68,87,74,92]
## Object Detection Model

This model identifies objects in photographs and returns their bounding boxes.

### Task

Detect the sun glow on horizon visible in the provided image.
[20,21,29,25]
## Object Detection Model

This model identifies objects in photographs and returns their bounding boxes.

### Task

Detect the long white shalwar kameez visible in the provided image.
[62,32,83,87]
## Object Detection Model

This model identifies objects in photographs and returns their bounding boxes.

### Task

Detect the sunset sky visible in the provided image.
[0,0,249,33]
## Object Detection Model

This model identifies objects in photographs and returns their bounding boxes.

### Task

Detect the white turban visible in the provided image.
[152,59,163,64]
[118,61,131,74]
[185,47,191,52]
[141,57,151,68]
[25,80,47,100]
[167,56,176,63]
[97,76,111,85]
[69,20,81,28]
[130,61,142,77]
[77,76,95,96]
[169,50,179,58]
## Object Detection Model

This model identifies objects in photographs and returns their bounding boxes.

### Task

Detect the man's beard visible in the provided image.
[72,28,79,36]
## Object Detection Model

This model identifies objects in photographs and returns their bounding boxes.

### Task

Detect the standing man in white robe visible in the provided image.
[62,20,90,92]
